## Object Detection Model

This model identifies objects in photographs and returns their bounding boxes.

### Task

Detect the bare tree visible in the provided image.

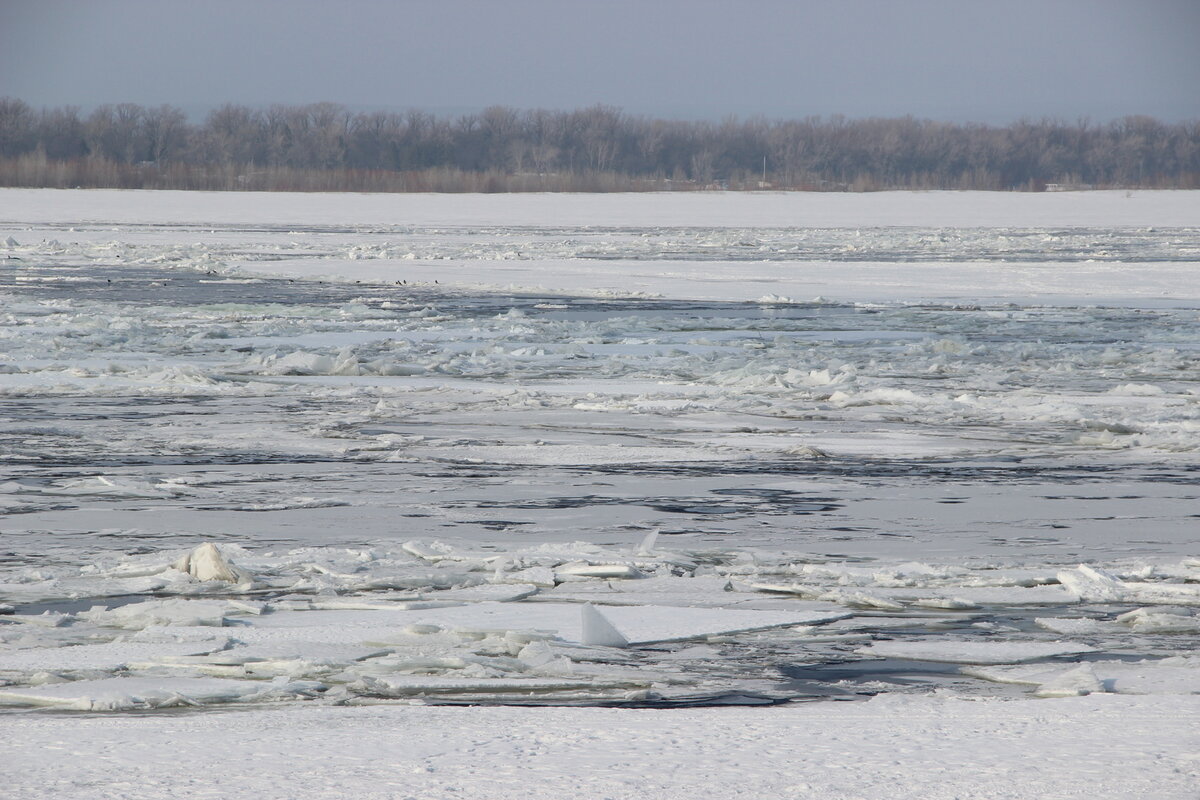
[142,105,188,163]
[0,98,35,157]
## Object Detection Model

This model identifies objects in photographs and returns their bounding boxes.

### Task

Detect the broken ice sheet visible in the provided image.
[4,191,1200,718]
[7,537,1200,709]
[231,601,849,647]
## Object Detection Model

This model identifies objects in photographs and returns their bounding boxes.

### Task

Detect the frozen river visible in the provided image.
[1,189,1198,798]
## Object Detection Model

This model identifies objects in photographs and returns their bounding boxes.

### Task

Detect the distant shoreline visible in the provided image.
[0,157,1189,195]
[1,100,1196,193]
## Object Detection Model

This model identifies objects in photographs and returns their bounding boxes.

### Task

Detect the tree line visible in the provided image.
[0,97,1196,192]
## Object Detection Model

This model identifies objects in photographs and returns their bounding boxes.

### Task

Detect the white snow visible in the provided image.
[4,187,1196,227]
[3,697,1198,799]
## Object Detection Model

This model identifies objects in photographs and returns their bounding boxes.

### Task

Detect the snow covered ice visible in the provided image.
[1,188,1199,798]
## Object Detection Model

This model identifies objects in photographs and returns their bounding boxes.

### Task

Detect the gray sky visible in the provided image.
[2,0,1197,123]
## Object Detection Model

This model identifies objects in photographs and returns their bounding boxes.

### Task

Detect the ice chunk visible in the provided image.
[435,583,539,603]
[80,599,230,629]
[1118,582,1200,606]
[137,366,218,387]
[128,626,232,646]
[1114,607,1200,633]
[819,590,906,611]
[1057,565,1127,602]
[580,603,630,648]
[269,351,336,375]
[226,599,267,616]
[230,497,349,512]
[1033,664,1104,697]
[165,641,388,667]
[172,542,253,583]
[1035,606,1200,634]
[516,640,558,668]
[284,596,421,611]
[873,586,1077,606]
[3,612,71,628]
[1034,617,1112,635]
[961,663,1075,687]
[781,445,830,459]
[1098,658,1200,695]
[913,598,980,610]
[745,582,1073,606]
[401,540,450,561]
[498,566,557,586]
[556,563,645,579]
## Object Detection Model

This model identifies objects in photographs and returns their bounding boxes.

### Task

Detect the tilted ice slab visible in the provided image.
[233,602,849,646]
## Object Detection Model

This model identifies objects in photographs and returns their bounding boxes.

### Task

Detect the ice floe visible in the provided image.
[964,656,1200,695]
[858,640,1097,665]
[0,676,324,711]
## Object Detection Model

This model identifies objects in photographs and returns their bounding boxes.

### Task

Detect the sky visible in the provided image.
[2,0,1198,124]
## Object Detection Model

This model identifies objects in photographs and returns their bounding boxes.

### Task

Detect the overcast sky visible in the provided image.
[2,0,1197,123]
